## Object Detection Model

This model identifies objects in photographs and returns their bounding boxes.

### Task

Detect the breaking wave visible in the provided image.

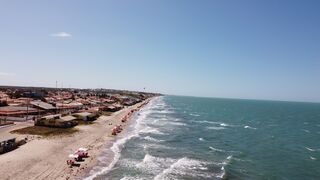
[305,147,317,152]
[244,125,257,130]
[209,146,226,153]
[143,136,164,142]
[302,129,310,133]
[154,157,216,180]
[139,127,166,135]
[207,126,226,130]
[190,113,201,117]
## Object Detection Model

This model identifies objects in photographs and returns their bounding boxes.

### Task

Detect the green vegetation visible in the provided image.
[75,119,95,125]
[101,111,113,116]
[11,126,79,137]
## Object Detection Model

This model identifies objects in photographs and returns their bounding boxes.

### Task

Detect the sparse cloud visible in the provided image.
[50,32,72,38]
[0,72,16,76]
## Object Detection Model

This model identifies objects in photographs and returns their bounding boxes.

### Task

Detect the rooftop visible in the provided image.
[0,106,38,112]
[30,100,56,110]
[60,115,77,121]
[74,112,92,117]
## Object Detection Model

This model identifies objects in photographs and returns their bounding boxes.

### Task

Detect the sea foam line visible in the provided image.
[84,98,159,180]
[195,120,236,127]
[305,147,320,152]
[207,126,226,130]
[310,156,317,160]
[190,113,201,117]
[302,129,310,133]
[143,136,165,142]
[209,146,226,152]
[85,132,139,180]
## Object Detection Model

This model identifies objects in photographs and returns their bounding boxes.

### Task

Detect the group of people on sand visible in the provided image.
[111,125,123,135]
[67,148,89,167]
[112,99,151,136]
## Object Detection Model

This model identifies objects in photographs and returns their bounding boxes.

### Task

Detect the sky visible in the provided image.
[0,0,319,102]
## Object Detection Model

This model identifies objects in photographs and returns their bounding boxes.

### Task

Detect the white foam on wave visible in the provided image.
[310,156,317,160]
[143,143,175,150]
[305,147,317,152]
[199,138,205,141]
[219,123,236,127]
[244,125,257,130]
[207,126,226,130]
[195,120,221,124]
[221,155,232,167]
[84,97,160,180]
[143,136,164,142]
[120,176,137,180]
[302,129,310,133]
[135,153,176,175]
[168,121,188,126]
[214,155,232,179]
[139,127,166,135]
[118,158,141,169]
[209,146,226,152]
[154,157,213,180]
[217,166,226,179]
[195,120,235,127]
[172,118,182,122]
[85,131,139,180]
[190,113,201,117]
[156,109,174,114]
[306,147,315,151]
[209,146,241,155]
[149,117,187,127]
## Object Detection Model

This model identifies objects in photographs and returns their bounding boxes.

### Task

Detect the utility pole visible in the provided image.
[56,81,58,89]
[37,102,40,120]
[5,109,7,124]
[4,96,8,123]
[26,100,29,121]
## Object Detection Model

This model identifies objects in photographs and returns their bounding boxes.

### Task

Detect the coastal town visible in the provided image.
[0,86,159,179]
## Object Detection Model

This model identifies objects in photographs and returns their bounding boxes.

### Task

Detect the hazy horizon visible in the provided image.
[1,0,320,102]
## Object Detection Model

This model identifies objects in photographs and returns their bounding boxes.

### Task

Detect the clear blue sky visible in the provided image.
[0,0,319,102]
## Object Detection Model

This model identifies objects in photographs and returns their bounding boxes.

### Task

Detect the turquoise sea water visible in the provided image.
[88,96,320,180]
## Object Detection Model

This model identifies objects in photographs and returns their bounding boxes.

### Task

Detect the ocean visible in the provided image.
[87,96,320,180]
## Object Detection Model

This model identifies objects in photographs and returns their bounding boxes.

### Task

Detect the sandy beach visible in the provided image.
[0,99,151,180]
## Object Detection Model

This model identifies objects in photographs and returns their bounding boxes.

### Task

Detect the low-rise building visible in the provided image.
[72,112,98,121]
[100,104,123,112]
[0,106,41,121]
[35,114,78,128]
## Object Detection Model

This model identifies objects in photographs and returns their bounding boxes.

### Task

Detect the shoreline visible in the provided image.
[83,97,155,179]
[0,98,154,180]
[82,98,153,179]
